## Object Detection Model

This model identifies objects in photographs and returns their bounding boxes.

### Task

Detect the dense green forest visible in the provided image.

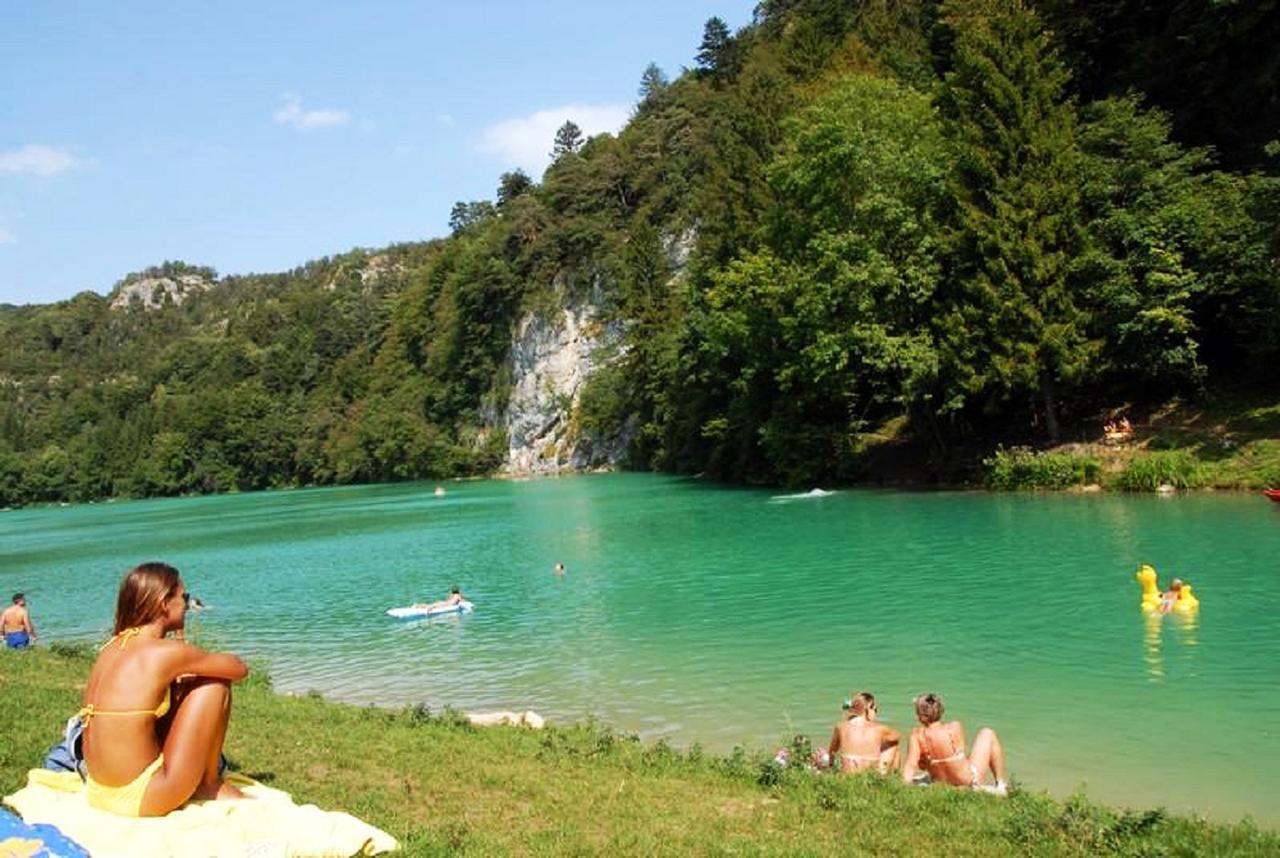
[2,0,1278,506]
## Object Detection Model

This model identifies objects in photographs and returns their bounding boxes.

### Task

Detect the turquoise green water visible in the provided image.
[3,474,1278,825]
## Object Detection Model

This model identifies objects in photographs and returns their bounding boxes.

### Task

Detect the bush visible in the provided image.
[1112,450,1203,491]
[984,448,1102,490]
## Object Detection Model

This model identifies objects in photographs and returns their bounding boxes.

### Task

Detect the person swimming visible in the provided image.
[827,691,901,774]
[901,693,1008,795]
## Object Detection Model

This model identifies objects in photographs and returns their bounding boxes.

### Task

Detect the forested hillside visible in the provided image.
[2,0,1278,506]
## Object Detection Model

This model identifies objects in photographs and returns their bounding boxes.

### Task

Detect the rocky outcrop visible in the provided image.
[492,230,693,475]
[494,295,628,475]
[109,273,214,311]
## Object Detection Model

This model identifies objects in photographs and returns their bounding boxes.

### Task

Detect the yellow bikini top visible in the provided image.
[76,628,172,722]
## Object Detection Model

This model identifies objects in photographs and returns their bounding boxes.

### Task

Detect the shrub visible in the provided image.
[984,447,1102,489]
[1112,450,1203,491]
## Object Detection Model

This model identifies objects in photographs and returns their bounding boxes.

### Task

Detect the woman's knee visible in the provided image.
[179,678,231,712]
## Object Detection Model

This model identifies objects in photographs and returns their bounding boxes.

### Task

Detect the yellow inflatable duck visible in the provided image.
[1174,582,1200,613]
[1135,564,1162,613]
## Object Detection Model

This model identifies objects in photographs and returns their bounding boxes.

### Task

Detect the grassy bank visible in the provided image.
[979,395,1280,492]
[2,648,1275,855]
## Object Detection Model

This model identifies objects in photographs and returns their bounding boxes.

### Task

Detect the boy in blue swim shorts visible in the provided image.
[2,592,36,648]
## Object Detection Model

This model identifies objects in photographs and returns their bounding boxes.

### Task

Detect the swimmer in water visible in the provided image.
[1158,579,1182,614]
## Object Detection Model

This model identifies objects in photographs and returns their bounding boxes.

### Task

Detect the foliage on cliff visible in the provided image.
[1,0,1277,504]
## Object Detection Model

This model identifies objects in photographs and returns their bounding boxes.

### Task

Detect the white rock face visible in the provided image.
[493,230,693,475]
[110,274,213,310]
[498,301,628,475]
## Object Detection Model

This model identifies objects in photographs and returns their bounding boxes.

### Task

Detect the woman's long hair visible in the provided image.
[114,562,181,634]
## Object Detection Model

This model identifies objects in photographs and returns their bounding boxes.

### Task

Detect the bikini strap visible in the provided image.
[101,627,142,650]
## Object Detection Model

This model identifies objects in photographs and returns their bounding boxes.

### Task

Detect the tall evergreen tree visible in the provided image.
[550,120,584,160]
[696,17,733,75]
[638,62,669,105]
[937,0,1094,441]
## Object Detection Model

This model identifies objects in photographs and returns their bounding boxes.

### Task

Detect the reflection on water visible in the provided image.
[1143,613,1163,681]
[1171,611,1199,647]
[1141,611,1200,683]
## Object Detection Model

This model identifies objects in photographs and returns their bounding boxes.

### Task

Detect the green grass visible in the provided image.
[2,648,1276,856]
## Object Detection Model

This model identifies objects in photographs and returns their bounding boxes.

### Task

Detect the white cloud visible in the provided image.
[0,145,86,177]
[479,103,629,176]
[273,96,352,130]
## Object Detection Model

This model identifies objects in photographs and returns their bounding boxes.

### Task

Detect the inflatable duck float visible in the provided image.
[1135,564,1199,613]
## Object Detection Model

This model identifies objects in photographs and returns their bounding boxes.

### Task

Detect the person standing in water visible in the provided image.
[828,691,900,774]
[553,563,565,576]
[901,693,1008,794]
[2,592,36,648]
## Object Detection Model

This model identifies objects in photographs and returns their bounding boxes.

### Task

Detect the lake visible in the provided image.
[3,474,1277,825]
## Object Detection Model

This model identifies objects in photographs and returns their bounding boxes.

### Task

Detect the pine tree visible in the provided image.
[638,62,669,105]
[938,0,1095,441]
[550,120,584,160]
[696,17,732,74]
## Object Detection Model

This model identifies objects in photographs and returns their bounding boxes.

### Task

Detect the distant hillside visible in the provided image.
[2,0,1277,506]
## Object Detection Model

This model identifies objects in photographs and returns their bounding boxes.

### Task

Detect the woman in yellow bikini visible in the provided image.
[901,693,1008,794]
[79,562,249,817]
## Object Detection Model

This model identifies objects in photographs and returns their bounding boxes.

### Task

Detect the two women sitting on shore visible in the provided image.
[827,690,1008,794]
[78,562,248,817]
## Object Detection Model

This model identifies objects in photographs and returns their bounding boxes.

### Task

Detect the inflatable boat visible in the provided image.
[386,600,474,619]
[1265,489,1280,503]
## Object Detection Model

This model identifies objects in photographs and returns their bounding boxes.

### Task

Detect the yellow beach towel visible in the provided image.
[4,769,398,857]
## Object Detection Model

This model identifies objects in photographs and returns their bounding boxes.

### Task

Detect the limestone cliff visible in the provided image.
[494,296,629,475]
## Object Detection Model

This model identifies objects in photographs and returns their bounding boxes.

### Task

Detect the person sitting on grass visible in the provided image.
[78,562,249,817]
[412,586,464,612]
[901,693,1008,795]
[828,691,900,774]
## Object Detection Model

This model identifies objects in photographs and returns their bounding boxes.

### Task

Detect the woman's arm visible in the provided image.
[167,642,249,682]
[901,728,922,783]
[880,724,901,748]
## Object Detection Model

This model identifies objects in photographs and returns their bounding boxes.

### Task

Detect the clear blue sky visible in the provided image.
[0,1,757,305]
